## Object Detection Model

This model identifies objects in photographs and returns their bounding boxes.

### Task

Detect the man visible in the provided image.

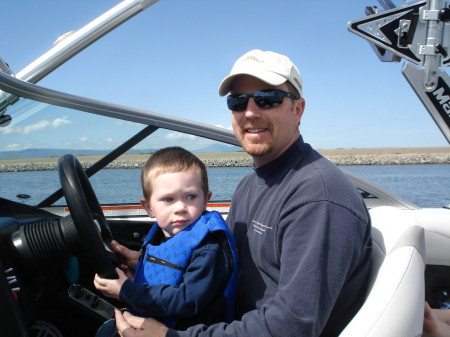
[115,49,372,337]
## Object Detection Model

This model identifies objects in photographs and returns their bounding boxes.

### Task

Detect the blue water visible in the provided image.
[1,165,449,208]
[342,164,450,208]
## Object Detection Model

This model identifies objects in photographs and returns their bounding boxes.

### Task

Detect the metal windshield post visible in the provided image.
[421,0,444,91]
[0,0,160,127]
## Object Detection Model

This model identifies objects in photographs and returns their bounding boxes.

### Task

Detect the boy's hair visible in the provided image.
[141,146,209,200]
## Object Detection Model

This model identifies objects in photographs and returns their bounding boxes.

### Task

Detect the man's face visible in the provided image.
[230,75,305,167]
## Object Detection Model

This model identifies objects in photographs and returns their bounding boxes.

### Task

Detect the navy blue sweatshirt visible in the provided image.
[168,136,372,336]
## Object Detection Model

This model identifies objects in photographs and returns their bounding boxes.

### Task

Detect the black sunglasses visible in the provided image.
[227,89,298,111]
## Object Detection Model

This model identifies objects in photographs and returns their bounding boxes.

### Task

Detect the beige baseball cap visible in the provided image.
[218,49,303,97]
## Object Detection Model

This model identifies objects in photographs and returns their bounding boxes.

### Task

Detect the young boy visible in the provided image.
[94,146,238,333]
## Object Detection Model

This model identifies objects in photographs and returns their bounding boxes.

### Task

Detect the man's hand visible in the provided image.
[94,268,128,300]
[112,240,140,279]
[423,302,450,337]
[115,309,169,337]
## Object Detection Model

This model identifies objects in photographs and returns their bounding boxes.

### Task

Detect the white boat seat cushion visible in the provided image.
[339,206,426,337]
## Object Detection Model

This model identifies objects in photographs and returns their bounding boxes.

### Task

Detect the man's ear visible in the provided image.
[140,198,155,218]
[293,98,305,125]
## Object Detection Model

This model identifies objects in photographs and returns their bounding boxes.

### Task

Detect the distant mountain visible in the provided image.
[0,145,242,160]
[0,148,107,160]
[192,144,242,153]
[0,148,156,160]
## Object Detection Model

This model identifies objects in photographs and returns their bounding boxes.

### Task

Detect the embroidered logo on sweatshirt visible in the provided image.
[251,220,273,235]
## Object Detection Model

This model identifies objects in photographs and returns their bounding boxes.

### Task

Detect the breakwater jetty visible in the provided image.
[1,148,449,172]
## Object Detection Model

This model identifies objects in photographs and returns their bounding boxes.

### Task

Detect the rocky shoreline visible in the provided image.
[1,152,449,172]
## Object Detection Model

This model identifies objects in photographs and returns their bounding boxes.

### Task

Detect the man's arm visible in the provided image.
[164,201,370,337]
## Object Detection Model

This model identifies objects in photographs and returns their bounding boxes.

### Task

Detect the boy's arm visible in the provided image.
[119,237,230,317]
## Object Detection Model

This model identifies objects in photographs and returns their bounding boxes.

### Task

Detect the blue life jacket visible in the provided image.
[134,210,238,328]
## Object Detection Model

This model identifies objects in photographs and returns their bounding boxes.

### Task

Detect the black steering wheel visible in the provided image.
[58,154,118,279]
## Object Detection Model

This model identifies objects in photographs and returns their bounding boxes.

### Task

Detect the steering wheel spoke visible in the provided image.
[58,154,118,279]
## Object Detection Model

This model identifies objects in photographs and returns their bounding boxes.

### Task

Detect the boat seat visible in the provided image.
[339,206,426,337]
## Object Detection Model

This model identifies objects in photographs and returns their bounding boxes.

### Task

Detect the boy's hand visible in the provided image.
[94,267,128,300]
[111,240,140,279]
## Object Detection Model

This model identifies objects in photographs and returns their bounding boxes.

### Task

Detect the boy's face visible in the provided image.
[140,171,212,237]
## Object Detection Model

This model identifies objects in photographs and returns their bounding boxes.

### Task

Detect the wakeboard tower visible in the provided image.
[348,0,450,144]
